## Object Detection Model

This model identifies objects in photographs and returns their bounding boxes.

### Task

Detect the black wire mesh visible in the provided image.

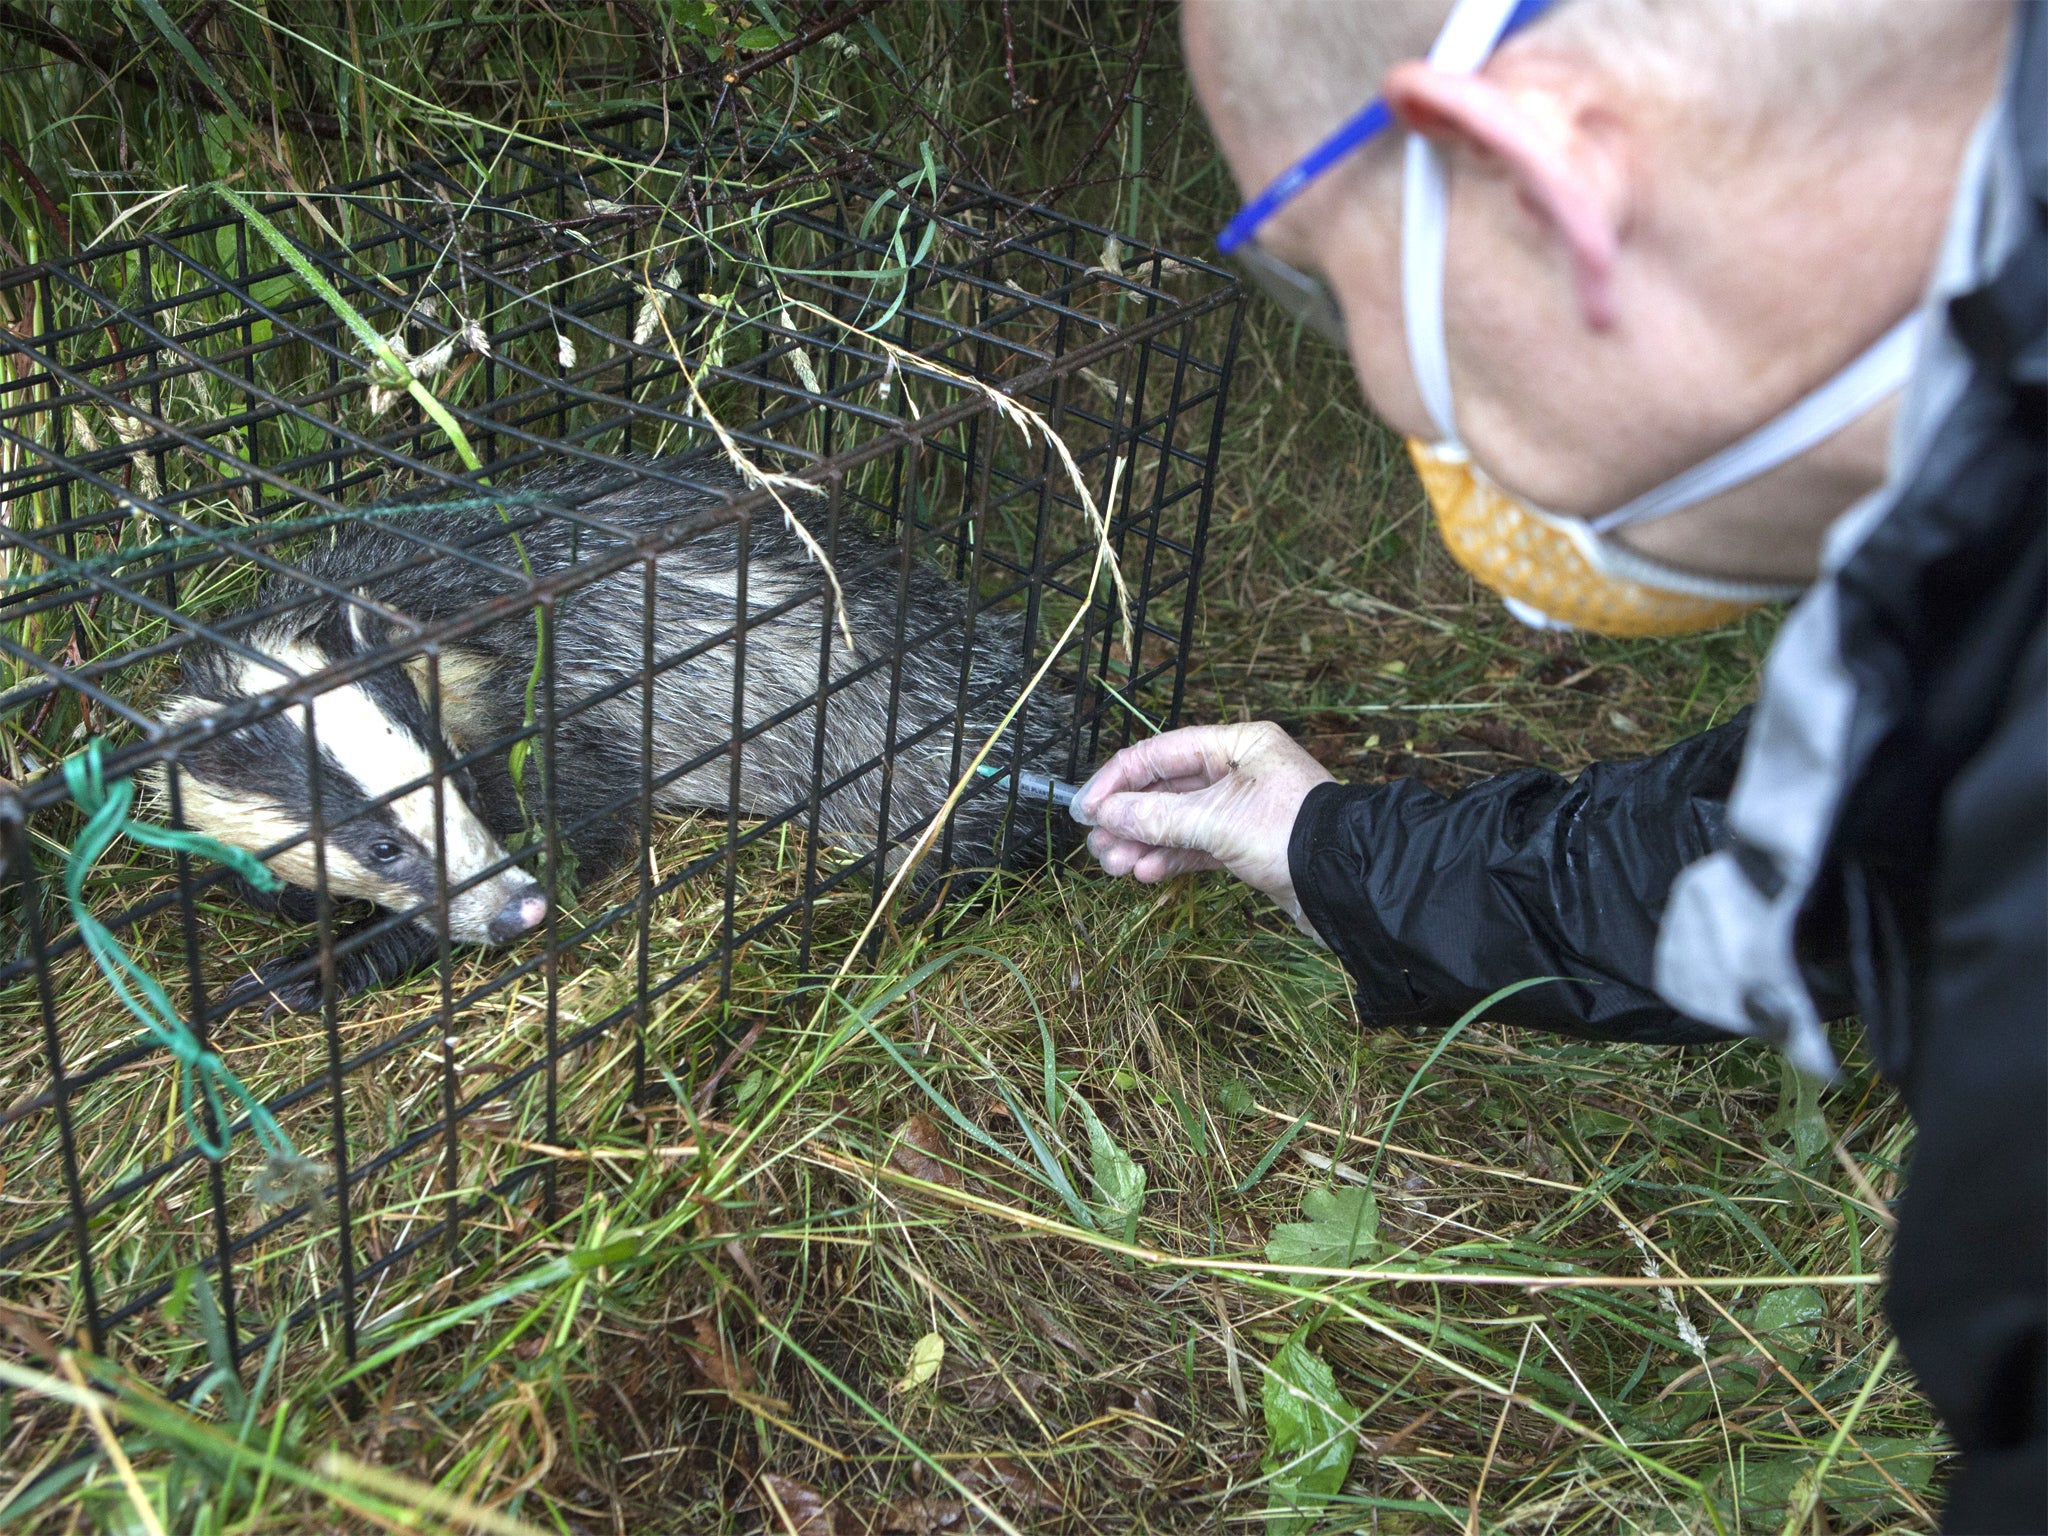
[0,113,1242,1394]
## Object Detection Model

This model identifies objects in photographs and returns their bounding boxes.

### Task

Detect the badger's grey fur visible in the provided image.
[160,454,1076,1012]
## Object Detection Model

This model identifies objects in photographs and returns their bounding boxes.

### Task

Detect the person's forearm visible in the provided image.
[1290,717,1758,1043]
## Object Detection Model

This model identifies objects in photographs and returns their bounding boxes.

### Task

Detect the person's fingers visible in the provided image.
[1086,822,1223,883]
[1088,827,1158,877]
[1074,726,1240,819]
[1131,846,1223,882]
[1088,782,1227,851]
[1069,769,1210,826]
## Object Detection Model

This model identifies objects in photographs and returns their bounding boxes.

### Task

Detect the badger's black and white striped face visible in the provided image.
[159,630,545,946]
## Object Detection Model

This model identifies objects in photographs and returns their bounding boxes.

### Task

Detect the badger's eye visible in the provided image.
[366,838,405,866]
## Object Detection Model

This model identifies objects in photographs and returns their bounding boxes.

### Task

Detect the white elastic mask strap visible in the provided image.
[1400,0,1527,448]
[1402,136,1459,446]
[1591,312,1925,532]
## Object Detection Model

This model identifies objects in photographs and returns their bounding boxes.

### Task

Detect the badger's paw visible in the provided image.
[219,956,326,1019]
[218,918,440,1017]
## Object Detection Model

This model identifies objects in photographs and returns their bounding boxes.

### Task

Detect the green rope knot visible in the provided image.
[62,741,329,1205]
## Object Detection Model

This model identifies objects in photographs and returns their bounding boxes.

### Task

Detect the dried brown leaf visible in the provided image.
[760,1472,837,1535]
[880,1497,965,1534]
[1020,1297,1090,1361]
[1120,1384,1167,1448]
[889,1114,959,1188]
[685,1314,755,1394]
[958,1455,1063,1512]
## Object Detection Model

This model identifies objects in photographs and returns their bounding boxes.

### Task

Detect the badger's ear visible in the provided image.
[239,591,333,655]
[343,595,394,656]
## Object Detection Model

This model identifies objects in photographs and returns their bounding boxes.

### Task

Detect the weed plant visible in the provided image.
[0,4,1934,1532]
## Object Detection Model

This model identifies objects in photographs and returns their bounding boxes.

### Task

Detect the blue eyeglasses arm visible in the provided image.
[1217,100,1392,254]
[1214,0,1559,256]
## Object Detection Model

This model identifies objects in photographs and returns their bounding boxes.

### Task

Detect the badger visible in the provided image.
[156,454,1077,1013]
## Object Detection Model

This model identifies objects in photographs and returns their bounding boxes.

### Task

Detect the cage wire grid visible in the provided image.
[0,111,1243,1393]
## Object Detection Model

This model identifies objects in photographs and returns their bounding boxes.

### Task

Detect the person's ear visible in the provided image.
[1382,61,1628,330]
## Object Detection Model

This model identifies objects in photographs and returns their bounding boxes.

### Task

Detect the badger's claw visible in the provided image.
[216,918,440,1016]
[219,952,329,1017]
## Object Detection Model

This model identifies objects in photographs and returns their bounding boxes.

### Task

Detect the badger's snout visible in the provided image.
[485,889,548,944]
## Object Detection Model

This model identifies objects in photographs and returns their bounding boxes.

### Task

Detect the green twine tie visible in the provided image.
[61,741,329,1206]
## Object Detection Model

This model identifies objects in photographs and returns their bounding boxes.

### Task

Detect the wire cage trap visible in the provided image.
[0,114,1243,1396]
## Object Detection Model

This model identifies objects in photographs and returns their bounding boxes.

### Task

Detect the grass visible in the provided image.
[0,4,1938,1532]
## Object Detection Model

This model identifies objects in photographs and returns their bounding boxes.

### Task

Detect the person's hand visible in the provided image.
[1072,722,1334,934]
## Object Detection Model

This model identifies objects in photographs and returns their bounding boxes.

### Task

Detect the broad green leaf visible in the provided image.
[1712,1439,1934,1526]
[1265,1185,1381,1271]
[188,1267,245,1420]
[672,1,722,39]
[1750,1284,1827,1370]
[893,1330,944,1393]
[734,23,784,49]
[1216,1079,1255,1117]
[1571,1106,1633,1139]
[1083,1104,1147,1242]
[1753,1285,1826,1338]
[1261,1328,1357,1536]
[1822,1436,1937,1516]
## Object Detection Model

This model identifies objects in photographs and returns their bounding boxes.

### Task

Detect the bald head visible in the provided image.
[1186,0,2008,169]
[1179,0,2012,581]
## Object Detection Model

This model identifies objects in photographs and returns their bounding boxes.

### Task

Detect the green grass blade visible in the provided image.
[211,183,483,474]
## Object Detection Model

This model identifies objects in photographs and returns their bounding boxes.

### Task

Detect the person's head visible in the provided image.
[1185,0,2010,582]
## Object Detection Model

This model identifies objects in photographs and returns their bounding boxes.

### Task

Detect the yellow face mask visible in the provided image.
[1397,0,1919,637]
[1408,438,1780,638]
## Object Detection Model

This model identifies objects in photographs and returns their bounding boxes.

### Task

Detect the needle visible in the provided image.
[974,763,1085,818]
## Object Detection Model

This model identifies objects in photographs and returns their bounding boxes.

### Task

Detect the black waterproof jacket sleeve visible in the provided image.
[1286,713,1842,1042]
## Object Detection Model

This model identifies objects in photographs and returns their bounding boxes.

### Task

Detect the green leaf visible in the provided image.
[670,0,722,39]
[1711,1438,1935,1526]
[201,114,235,181]
[1750,1284,1826,1368]
[734,23,783,49]
[1216,1079,1255,1117]
[1265,1184,1381,1271]
[162,1264,196,1329]
[1261,1327,1357,1536]
[1821,1436,1937,1516]
[567,1235,640,1273]
[1571,1106,1633,1140]
[1083,1103,1146,1243]
[1753,1285,1825,1337]
[892,1330,944,1393]
[188,1268,244,1420]
[1165,1084,1207,1156]
[1234,1102,1313,1195]
[1765,1055,1829,1167]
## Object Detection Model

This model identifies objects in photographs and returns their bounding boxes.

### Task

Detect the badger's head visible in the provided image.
[156,613,545,946]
